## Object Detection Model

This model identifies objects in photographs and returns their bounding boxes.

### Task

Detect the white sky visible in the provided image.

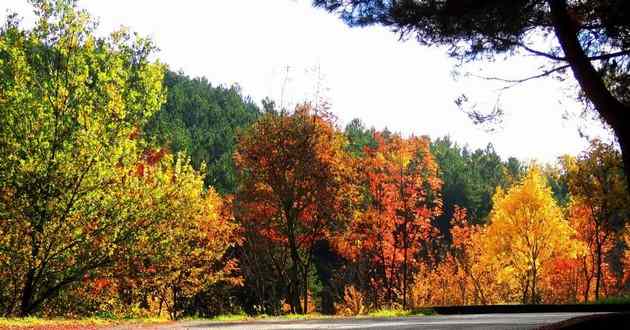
[1,0,614,163]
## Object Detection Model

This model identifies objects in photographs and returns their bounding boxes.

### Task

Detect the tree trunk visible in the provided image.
[303,265,309,314]
[521,275,530,305]
[549,0,630,190]
[402,225,408,310]
[595,240,603,301]
[583,257,591,303]
[287,217,304,314]
[531,265,538,304]
[19,269,35,316]
[618,129,630,191]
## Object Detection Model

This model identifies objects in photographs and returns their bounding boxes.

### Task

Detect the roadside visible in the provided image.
[537,312,630,330]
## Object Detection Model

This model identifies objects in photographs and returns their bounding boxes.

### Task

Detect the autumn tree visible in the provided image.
[314,0,630,188]
[411,206,504,307]
[234,104,357,314]
[120,155,240,320]
[485,167,579,304]
[335,133,442,309]
[561,139,630,301]
[563,199,609,303]
[0,0,167,316]
[447,206,499,305]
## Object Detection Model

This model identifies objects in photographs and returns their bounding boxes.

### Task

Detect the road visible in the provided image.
[117,313,602,330]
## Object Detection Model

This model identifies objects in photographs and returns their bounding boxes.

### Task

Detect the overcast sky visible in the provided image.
[1,0,613,163]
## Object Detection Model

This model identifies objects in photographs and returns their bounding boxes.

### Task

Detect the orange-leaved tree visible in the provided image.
[234,104,357,314]
[561,139,630,301]
[335,133,442,309]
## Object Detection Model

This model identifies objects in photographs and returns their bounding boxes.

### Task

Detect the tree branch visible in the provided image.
[469,64,570,89]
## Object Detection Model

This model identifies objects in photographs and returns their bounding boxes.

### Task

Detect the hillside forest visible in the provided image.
[1,1,630,319]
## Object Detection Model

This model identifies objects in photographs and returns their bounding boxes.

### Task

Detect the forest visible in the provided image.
[1,0,630,320]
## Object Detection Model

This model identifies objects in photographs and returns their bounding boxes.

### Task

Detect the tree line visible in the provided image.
[1,0,629,319]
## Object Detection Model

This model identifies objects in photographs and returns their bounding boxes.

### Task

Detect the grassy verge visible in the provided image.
[1,309,433,328]
[196,309,433,322]
[593,295,630,304]
[367,308,434,318]
[0,317,170,328]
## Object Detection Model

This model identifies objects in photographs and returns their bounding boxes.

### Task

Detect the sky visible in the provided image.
[1,0,613,163]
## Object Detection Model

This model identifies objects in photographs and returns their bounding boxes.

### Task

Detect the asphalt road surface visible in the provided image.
[119,313,603,330]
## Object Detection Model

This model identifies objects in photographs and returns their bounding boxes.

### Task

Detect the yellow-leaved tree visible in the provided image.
[485,166,580,304]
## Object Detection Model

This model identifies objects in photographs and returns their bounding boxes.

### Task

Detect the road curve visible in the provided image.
[114,312,605,330]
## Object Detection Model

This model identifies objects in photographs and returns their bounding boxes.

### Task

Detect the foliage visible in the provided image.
[335,286,366,316]
[411,207,502,307]
[0,1,237,319]
[344,118,377,156]
[112,155,240,320]
[145,71,259,194]
[485,166,581,304]
[561,139,630,301]
[3,0,630,320]
[430,137,524,240]
[234,104,358,314]
[336,133,442,309]
[0,0,165,316]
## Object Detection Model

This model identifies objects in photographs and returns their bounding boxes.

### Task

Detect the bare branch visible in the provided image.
[469,64,570,85]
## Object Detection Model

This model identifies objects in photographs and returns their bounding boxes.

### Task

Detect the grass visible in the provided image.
[1,309,434,328]
[172,310,434,323]
[593,295,630,304]
[280,313,331,320]
[367,308,434,318]
[0,316,170,328]
[203,313,252,322]
[0,317,113,328]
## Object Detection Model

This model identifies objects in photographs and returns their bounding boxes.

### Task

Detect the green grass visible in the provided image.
[1,309,434,328]
[366,308,434,318]
[593,295,630,304]
[205,313,252,322]
[280,313,330,320]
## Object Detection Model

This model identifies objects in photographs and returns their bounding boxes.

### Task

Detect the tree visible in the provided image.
[561,139,630,300]
[144,71,260,194]
[565,199,610,302]
[0,0,165,315]
[335,133,442,309]
[314,0,630,188]
[485,167,578,304]
[120,155,240,320]
[343,118,377,156]
[430,137,524,239]
[234,104,357,314]
[447,206,499,305]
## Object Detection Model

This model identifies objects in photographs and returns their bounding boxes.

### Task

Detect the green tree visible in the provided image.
[430,137,524,239]
[145,71,259,194]
[315,0,630,188]
[0,0,164,315]
[344,118,377,156]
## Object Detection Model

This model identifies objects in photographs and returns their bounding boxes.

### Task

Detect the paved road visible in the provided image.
[119,313,602,330]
